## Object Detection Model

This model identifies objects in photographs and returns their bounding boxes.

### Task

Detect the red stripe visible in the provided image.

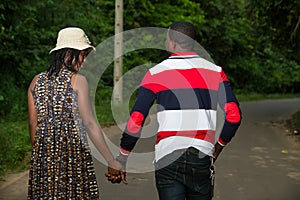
[218,138,228,146]
[170,52,198,57]
[141,68,222,93]
[126,111,145,134]
[224,102,241,123]
[156,130,215,144]
[221,70,229,82]
[120,147,131,155]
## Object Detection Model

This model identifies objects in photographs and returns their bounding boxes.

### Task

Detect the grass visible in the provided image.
[0,93,299,177]
[95,100,116,127]
[236,93,300,102]
[0,120,32,176]
[291,111,300,130]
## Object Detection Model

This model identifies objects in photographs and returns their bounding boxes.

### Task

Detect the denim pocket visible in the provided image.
[155,164,179,185]
[191,166,211,194]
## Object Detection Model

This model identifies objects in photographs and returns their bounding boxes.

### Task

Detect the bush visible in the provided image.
[0,121,31,175]
[292,111,300,130]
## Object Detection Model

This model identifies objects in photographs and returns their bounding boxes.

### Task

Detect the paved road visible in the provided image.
[1,98,300,200]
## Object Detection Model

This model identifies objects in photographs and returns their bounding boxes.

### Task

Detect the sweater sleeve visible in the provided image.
[217,70,242,146]
[119,72,156,155]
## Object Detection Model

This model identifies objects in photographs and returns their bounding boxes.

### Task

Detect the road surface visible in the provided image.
[1,98,300,200]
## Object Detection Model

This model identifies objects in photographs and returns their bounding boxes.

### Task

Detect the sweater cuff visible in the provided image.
[217,138,228,146]
[120,147,131,156]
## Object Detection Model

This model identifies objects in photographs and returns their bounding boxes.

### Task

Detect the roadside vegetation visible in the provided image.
[291,111,300,131]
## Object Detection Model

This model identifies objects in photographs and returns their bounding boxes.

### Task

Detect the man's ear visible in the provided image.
[171,40,181,52]
[172,41,177,50]
[168,39,177,52]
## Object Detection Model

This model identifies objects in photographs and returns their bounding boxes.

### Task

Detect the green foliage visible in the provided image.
[198,0,300,94]
[124,0,205,28]
[292,111,300,130]
[0,0,110,119]
[1,0,299,118]
[0,121,31,175]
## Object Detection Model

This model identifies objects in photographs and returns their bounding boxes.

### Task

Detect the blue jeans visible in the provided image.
[155,147,213,200]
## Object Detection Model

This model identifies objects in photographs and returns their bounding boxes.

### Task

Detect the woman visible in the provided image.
[27,27,125,200]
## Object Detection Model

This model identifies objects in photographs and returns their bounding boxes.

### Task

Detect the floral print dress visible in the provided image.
[27,68,100,200]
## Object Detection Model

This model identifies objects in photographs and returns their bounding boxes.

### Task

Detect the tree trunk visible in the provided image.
[113,0,123,105]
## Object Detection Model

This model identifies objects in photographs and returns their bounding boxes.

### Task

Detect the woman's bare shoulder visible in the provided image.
[71,73,89,91]
[28,73,43,92]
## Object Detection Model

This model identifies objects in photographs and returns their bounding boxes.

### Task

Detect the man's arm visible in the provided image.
[215,70,242,161]
[119,86,156,157]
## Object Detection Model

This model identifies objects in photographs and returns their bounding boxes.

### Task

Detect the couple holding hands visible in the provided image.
[27,21,241,200]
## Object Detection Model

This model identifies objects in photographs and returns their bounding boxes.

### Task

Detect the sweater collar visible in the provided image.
[169,52,199,58]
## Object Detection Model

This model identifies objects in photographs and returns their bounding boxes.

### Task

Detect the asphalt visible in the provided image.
[1,98,300,200]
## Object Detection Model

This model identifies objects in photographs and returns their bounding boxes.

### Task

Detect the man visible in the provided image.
[115,21,242,200]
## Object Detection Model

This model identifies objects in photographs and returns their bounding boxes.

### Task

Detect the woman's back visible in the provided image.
[28,68,99,200]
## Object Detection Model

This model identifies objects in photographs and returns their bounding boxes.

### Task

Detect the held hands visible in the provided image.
[105,156,128,184]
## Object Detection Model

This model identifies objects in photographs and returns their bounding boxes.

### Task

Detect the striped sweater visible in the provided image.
[120,52,241,161]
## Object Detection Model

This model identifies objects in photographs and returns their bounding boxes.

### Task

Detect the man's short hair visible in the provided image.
[168,21,197,50]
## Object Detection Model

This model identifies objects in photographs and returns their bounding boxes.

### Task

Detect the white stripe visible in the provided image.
[157,109,217,132]
[155,136,214,162]
[149,57,221,75]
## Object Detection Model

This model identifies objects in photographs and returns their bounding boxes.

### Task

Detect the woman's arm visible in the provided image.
[72,74,127,184]
[72,74,115,162]
[28,76,39,146]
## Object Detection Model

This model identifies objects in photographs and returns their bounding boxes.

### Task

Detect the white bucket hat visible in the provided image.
[49,27,96,54]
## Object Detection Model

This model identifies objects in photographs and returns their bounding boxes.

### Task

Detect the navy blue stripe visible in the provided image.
[218,81,241,143]
[121,87,155,151]
[219,120,241,143]
[156,88,218,112]
[120,133,139,151]
[218,81,239,108]
[131,87,156,117]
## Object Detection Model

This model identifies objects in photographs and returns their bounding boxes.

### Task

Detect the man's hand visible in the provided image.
[213,143,224,163]
[115,153,128,167]
[105,159,128,184]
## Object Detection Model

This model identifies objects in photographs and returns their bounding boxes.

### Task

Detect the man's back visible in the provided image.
[117,21,242,200]
[140,52,228,161]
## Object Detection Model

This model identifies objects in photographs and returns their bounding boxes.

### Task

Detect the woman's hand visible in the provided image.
[105,159,128,184]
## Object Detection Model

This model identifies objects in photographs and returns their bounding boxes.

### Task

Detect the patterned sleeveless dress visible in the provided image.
[27,68,100,200]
